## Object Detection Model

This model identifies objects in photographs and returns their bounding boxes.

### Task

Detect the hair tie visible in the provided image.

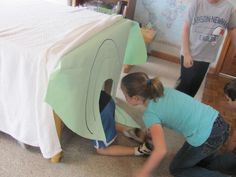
[147,79,152,86]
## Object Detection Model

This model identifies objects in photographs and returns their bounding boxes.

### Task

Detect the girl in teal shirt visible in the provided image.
[121,72,236,177]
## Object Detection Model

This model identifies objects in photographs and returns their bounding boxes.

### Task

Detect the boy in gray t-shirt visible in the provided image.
[176,0,236,97]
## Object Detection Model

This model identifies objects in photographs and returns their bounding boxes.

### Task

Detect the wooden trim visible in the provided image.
[150,35,232,76]
[150,50,217,76]
[208,67,217,75]
[150,50,180,64]
[149,50,221,75]
[213,32,231,74]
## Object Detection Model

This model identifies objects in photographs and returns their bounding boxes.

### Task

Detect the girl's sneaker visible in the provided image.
[135,142,153,156]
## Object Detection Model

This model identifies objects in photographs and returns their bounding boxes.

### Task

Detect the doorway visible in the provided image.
[216,31,236,78]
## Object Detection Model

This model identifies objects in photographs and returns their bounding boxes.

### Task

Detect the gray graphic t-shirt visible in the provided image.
[184,0,236,63]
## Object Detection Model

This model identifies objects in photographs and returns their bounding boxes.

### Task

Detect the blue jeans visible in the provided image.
[169,115,236,177]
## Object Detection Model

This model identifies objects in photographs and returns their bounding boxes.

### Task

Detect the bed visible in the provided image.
[0,0,147,161]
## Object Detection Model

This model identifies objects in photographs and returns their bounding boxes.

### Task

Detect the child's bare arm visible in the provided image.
[133,124,167,177]
[182,22,193,68]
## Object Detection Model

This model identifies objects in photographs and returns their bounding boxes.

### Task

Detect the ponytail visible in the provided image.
[121,72,164,101]
[146,78,164,101]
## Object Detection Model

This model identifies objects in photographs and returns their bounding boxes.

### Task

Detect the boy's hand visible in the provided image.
[183,54,193,68]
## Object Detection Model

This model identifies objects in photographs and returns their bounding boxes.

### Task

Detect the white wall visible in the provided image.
[134,0,236,63]
[134,0,190,57]
[229,0,236,5]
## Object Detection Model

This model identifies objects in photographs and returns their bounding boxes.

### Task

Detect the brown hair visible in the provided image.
[224,79,236,101]
[121,72,164,101]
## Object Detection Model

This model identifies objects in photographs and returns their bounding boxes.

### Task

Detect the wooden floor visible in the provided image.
[202,74,236,152]
[202,73,236,151]
[202,73,236,125]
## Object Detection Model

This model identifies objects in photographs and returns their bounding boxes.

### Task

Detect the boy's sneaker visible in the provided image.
[123,128,146,143]
[135,142,153,156]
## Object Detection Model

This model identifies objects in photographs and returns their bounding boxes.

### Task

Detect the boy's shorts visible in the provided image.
[93,91,117,149]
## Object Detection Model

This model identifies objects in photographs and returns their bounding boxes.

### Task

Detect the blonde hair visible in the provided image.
[121,72,164,101]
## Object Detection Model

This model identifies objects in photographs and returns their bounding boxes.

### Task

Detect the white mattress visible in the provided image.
[0,0,121,158]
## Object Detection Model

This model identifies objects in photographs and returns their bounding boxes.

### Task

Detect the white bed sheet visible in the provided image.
[0,0,121,158]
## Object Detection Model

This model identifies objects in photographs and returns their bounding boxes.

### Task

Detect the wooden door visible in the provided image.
[220,39,236,77]
[217,32,236,77]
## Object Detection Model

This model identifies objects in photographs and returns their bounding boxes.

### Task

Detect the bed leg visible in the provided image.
[50,111,63,163]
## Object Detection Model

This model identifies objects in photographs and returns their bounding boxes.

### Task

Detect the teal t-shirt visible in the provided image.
[143,88,218,147]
